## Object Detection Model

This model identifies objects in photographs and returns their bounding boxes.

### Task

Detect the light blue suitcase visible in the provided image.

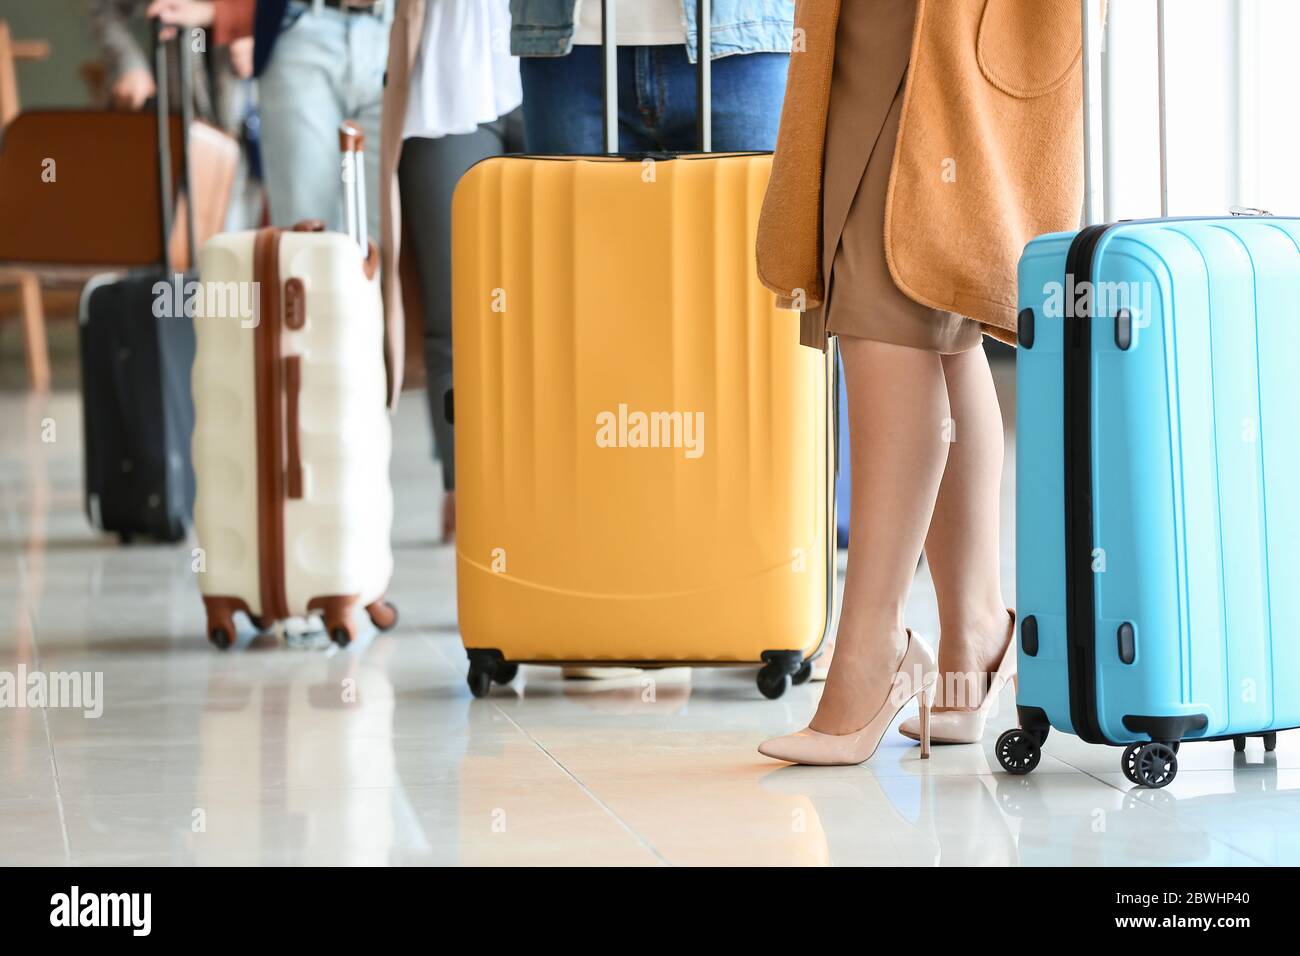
[1000,214,1300,787]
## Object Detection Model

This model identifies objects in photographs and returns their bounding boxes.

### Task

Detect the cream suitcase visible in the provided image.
[193,124,397,648]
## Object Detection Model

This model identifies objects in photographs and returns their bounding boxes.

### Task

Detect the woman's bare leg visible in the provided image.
[924,345,1012,710]
[811,336,952,735]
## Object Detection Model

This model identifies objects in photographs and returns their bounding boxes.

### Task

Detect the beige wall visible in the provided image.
[1,0,149,108]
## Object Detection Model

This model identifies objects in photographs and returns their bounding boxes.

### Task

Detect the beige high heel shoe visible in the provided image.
[758,631,939,766]
[899,610,1016,746]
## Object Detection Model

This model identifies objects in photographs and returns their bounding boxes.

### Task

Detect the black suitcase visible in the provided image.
[79,21,198,544]
[79,274,196,542]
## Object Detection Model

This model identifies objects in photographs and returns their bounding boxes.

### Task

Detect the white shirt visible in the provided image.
[403,0,523,140]
[571,0,687,46]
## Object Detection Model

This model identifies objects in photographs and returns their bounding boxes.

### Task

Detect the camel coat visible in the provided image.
[756,0,1088,346]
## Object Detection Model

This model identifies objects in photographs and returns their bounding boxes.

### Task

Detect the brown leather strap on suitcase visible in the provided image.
[253,226,290,620]
[284,355,303,500]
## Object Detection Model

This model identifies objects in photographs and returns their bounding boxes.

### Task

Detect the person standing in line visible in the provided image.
[253,0,391,243]
[509,0,795,154]
[755,0,1088,765]
[90,0,168,110]
[380,0,524,543]
[89,0,261,230]
[89,0,231,114]
[144,0,257,80]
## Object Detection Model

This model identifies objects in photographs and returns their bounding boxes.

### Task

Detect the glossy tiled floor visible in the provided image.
[2,367,1298,866]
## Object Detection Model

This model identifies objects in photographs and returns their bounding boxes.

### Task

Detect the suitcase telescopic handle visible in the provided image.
[1080,0,1169,223]
[600,0,712,154]
[151,17,196,274]
[339,121,368,258]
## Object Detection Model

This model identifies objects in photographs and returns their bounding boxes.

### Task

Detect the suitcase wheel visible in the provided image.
[1233,733,1277,753]
[1126,742,1178,789]
[1121,743,1143,784]
[365,599,399,632]
[757,652,807,700]
[466,650,510,697]
[467,666,493,698]
[995,728,1042,775]
[1124,741,1180,787]
[493,663,519,686]
[756,663,792,700]
[207,606,237,651]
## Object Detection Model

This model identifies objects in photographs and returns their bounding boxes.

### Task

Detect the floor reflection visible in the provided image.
[6,385,1300,865]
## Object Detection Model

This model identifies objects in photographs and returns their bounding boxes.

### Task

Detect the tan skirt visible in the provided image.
[801,0,982,354]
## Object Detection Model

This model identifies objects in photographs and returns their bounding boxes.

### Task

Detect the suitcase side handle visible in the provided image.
[285,355,303,500]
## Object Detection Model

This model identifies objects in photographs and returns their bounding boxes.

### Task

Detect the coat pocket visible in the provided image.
[976,0,1082,99]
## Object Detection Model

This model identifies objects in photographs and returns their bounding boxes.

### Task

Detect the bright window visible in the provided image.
[1096,0,1298,218]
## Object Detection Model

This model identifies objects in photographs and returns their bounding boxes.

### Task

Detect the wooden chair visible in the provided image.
[0,21,51,391]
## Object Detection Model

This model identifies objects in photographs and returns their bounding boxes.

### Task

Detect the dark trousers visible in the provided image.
[397,107,525,491]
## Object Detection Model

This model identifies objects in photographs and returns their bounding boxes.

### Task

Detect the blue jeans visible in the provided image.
[520,45,788,153]
[509,0,795,61]
[258,2,387,238]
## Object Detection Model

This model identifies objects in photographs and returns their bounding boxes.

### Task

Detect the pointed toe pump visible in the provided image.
[758,631,939,767]
[899,610,1016,746]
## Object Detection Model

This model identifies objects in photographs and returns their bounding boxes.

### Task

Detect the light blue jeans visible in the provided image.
[257,2,387,239]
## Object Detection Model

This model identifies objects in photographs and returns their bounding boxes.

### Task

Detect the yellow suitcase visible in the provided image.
[450,5,833,700]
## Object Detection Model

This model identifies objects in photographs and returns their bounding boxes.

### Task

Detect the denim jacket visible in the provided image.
[509,0,795,61]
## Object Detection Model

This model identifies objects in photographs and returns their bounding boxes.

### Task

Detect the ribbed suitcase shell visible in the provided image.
[451,154,833,665]
[194,231,393,639]
[1017,217,1300,745]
